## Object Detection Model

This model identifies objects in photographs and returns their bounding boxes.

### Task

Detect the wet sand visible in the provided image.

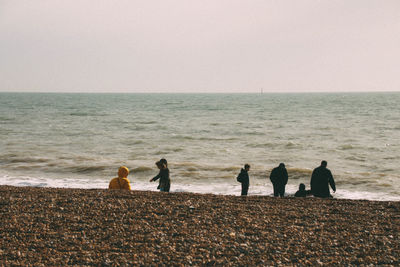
[0,186,399,266]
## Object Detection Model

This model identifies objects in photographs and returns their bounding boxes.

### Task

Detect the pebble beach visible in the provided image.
[1,186,399,266]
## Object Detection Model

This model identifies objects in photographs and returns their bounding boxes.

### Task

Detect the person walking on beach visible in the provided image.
[109,166,131,190]
[310,160,336,198]
[269,163,288,197]
[237,164,250,196]
[150,159,171,192]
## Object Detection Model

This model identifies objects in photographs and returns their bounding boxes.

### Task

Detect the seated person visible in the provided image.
[109,166,131,190]
[294,183,311,197]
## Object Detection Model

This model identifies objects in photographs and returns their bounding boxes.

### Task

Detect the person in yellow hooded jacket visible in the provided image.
[109,166,131,190]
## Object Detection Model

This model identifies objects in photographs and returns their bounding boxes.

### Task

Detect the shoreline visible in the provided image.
[1,182,399,202]
[1,185,399,265]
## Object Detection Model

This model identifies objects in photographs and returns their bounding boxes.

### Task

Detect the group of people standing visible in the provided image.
[109,159,336,199]
[237,160,336,198]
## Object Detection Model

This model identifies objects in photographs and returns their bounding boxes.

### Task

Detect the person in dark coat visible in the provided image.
[237,164,250,196]
[310,160,336,198]
[294,183,312,197]
[269,163,288,197]
[150,160,171,192]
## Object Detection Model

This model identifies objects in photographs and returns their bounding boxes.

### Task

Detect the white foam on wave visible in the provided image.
[333,189,400,201]
[1,174,399,201]
[0,174,109,189]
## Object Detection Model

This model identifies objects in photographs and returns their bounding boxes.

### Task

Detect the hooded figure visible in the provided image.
[310,161,336,198]
[269,163,288,197]
[237,164,250,196]
[109,166,131,190]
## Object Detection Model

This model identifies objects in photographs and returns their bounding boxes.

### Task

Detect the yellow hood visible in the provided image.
[118,166,129,178]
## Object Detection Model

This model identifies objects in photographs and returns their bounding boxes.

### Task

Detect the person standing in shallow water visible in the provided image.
[109,166,131,190]
[237,164,250,196]
[269,163,288,197]
[150,159,171,192]
[310,160,336,198]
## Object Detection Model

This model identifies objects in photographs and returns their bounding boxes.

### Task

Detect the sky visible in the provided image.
[0,0,399,93]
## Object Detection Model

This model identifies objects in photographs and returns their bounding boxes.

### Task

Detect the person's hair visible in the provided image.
[321,160,327,167]
[160,158,168,167]
[156,161,163,167]
[299,183,305,191]
[244,164,250,169]
[279,163,285,168]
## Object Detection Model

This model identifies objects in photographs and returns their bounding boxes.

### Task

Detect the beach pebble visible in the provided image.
[0,186,399,266]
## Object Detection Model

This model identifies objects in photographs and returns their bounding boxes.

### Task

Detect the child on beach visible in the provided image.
[294,183,311,197]
[150,159,171,192]
[109,166,131,190]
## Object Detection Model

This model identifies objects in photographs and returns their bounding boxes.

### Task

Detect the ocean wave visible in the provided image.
[245,142,274,148]
[377,183,393,188]
[171,135,196,140]
[124,125,147,131]
[69,112,91,116]
[9,163,114,175]
[131,166,153,173]
[0,116,13,121]
[170,164,314,180]
[288,168,313,175]
[198,137,238,141]
[345,156,366,162]
[336,179,370,186]
[175,147,185,152]
[172,162,241,174]
[0,155,50,164]
[285,142,301,149]
[68,111,107,117]
[17,182,49,187]
[0,129,14,135]
[174,162,203,168]
[121,140,146,146]
[239,131,265,136]
[220,167,238,172]
[338,144,358,150]
[138,121,157,125]
[171,135,237,141]
[58,155,97,161]
[0,116,15,124]
[66,165,109,174]
[179,171,201,177]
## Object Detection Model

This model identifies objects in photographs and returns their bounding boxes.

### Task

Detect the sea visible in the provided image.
[1,92,399,201]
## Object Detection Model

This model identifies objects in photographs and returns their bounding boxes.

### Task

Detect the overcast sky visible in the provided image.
[0,0,399,93]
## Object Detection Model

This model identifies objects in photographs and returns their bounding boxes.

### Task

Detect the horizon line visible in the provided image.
[0,90,399,94]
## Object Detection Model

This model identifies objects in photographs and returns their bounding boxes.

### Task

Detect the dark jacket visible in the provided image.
[269,166,288,185]
[310,166,336,198]
[237,168,249,185]
[152,168,171,191]
[294,189,312,197]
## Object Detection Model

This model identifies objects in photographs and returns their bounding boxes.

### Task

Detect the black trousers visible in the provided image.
[273,184,285,197]
[241,183,249,196]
